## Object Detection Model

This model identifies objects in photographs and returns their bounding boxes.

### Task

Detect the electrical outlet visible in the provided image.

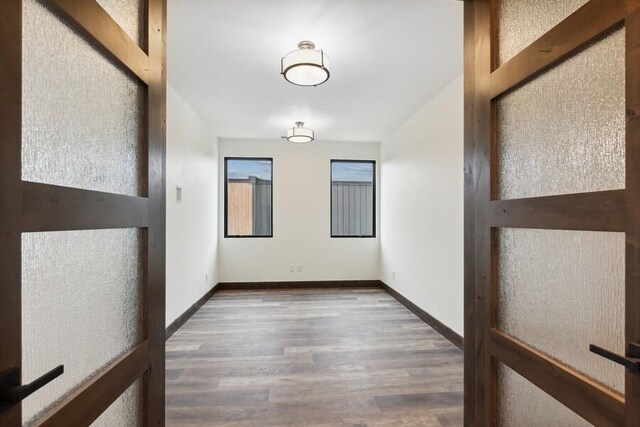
[297,264,302,272]
[176,186,183,203]
[290,264,295,273]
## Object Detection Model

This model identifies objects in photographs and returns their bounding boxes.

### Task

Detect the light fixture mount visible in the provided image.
[286,121,314,144]
[281,40,330,87]
[298,40,315,50]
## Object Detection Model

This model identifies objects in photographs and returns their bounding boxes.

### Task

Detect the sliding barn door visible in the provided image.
[0,0,166,425]
[465,0,640,425]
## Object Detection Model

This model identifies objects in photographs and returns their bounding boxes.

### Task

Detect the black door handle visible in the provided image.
[0,365,64,414]
[590,343,640,374]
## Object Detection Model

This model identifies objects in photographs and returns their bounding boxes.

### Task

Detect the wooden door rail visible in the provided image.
[489,0,625,99]
[21,182,149,232]
[36,341,149,427]
[489,190,625,232]
[490,329,624,427]
[50,0,150,84]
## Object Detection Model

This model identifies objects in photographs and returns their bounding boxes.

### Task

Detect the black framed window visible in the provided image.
[224,157,273,238]
[331,160,376,238]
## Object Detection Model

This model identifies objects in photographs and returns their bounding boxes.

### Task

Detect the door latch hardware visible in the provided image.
[0,365,64,414]
[589,343,640,374]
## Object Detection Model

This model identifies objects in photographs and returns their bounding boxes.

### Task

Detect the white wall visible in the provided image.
[218,139,380,283]
[379,74,464,336]
[166,84,219,326]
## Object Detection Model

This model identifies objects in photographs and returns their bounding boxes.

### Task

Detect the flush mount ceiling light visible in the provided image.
[286,121,314,144]
[281,41,330,87]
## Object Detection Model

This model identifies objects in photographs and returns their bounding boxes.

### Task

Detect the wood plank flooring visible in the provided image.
[166,288,463,426]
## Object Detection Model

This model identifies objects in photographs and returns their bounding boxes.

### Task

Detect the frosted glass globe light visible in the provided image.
[287,122,314,144]
[281,41,330,87]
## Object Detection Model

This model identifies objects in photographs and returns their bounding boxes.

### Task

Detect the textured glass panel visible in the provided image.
[91,380,143,427]
[23,0,145,196]
[497,363,590,426]
[497,228,625,394]
[22,229,143,424]
[96,0,145,47]
[497,29,625,200]
[497,0,589,65]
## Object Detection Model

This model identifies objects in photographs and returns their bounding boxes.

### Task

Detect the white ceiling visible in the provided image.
[168,0,463,142]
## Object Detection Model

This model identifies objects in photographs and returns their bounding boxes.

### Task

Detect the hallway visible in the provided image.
[2,0,637,424]
[166,288,463,426]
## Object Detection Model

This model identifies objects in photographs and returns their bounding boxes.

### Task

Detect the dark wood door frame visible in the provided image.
[0,0,166,425]
[464,0,640,425]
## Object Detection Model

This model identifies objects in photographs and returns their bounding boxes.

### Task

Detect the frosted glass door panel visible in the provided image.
[497,0,589,65]
[96,0,146,47]
[497,29,625,200]
[22,0,145,196]
[22,229,143,424]
[497,363,590,426]
[91,380,142,427]
[497,228,625,394]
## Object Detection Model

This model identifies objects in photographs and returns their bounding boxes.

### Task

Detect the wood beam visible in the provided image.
[144,0,167,424]
[625,0,640,423]
[0,0,23,425]
[37,342,150,427]
[491,330,624,427]
[489,190,626,232]
[21,182,149,232]
[50,0,150,84]
[490,0,625,99]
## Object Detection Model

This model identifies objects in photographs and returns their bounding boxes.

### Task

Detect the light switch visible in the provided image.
[176,186,182,203]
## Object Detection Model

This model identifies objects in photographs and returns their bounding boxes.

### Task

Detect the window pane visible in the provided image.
[96,0,145,48]
[497,28,625,200]
[497,362,589,426]
[91,379,142,427]
[22,229,143,423]
[23,0,145,197]
[225,159,272,237]
[331,161,375,237]
[497,0,589,66]
[497,228,625,394]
